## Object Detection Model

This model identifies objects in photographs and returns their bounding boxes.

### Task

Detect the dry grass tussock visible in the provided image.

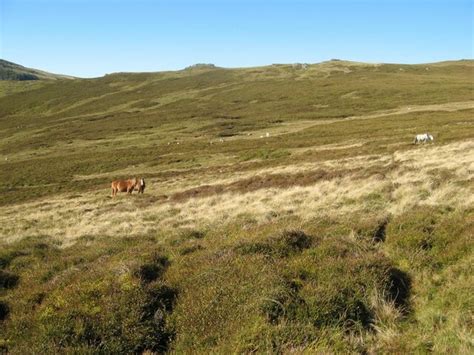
[0,140,472,245]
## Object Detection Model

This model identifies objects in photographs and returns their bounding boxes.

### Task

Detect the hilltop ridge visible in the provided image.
[0,59,75,81]
[2,58,473,81]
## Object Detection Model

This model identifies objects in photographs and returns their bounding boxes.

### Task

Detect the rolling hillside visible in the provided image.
[0,59,74,81]
[0,60,473,353]
[0,59,75,98]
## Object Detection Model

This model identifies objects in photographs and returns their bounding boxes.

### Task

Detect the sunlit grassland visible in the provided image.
[0,60,473,353]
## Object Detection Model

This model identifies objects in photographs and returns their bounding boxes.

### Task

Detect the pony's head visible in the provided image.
[135,178,146,193]
[140,178,145,192]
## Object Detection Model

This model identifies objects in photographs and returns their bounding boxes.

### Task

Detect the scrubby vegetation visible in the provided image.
[0,60,473,352]
[0,235,177,353]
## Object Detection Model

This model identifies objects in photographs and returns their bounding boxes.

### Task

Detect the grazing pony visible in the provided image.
[111,178,145,197]
[413,133,434,144]
[135,178,146,194]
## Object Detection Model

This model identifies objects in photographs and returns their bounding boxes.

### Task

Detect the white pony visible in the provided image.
[414,133,434,144]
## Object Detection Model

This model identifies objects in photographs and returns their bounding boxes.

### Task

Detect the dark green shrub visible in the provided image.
[261,279,304,324]
[352,215,390,243]
[387,268,411,311]
[0,251,20,269]
[306,288,372,328]
[261,235,412,332]
[235,229,313,257]
[385,207,472,269]
[134,254,169,284]
[272,230,312,254]
[33,269,177,353]
[0,270,19,290]
[135,263,163,284]
[0,301,9,321]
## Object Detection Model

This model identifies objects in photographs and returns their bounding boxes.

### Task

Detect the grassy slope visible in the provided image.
[0,59,75,106]
[0,59,74,81]
[0,60,473,353]
[0,60,472,206]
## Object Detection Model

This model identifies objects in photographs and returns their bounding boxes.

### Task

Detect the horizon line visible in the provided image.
[2,57,473,80]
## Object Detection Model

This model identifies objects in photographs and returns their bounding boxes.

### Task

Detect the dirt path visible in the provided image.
[238,100,474,140]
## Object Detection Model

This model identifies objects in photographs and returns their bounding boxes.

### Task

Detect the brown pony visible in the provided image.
[135,178,145,194]
[111,178,145,197]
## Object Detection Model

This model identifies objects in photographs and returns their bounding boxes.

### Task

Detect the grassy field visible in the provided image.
[0,60,473,353]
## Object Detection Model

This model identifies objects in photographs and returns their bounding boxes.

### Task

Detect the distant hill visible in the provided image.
[0,59,75,81]
[184,63,219,70]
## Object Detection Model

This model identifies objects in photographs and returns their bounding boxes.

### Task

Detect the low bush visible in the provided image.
[0,301,9,321]
[235,229,313,257]
[385,207,472,270]
[259,236,410,333]
[0,271,19,290]
[134,254,169,284]
[0,236,178,353]
[260,279,304,324]
[35,278,176,353]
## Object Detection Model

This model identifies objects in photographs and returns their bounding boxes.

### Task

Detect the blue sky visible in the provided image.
[1,0,473,77]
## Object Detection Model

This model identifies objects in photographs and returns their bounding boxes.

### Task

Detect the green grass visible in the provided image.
[0,61,472,206]
[0,60,473,353]
[1,210,471,353]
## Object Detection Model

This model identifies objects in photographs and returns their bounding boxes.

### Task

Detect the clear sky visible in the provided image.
[1,0,473,77]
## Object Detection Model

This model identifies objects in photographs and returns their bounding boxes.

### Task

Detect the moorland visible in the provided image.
[0,59,473,353]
